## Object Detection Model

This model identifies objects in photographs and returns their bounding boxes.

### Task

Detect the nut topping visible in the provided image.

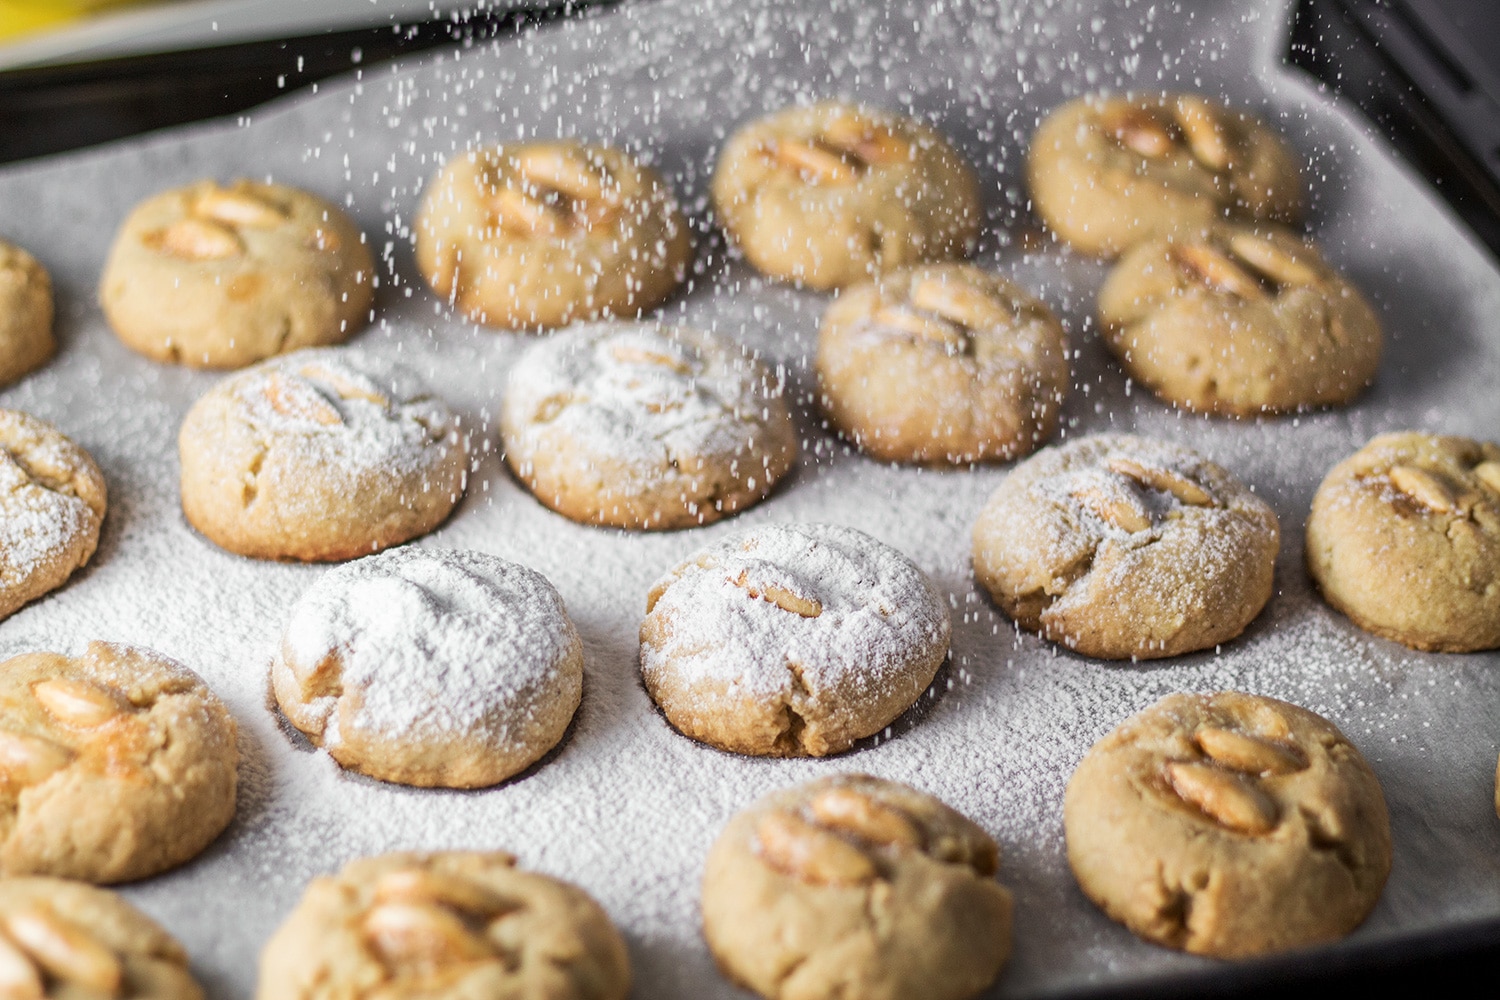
[373,869,511,919]
[512,147,610,202]
[1099,105,1176,159]
[908,276,1009,331]
[822,114,910,164]
[610,342,694,374]
[154,218,244,261]
[1107,456,1213,506]
[0,931,42,1000]
[0,730,74,786]
[808,787,924,848]
[1165,761,1279,835]
[754,812,877,885]
[298,365,391,409]
[490,187,564,238]
[1172,95,1231,171]
[729,570,823,618]
[32,678,127,729]
[1196,726,1306,776]
[1,908,122,997]
[1072,483,1153,534]
[263,372,344,426]
[772,140,859,184]
[1389,464,1457,513]
[195,186,287,229]
[871,307,969,351]
[1173,243,1268,300]
[1472,460,1500,496]
[363,901,492,969]
[1226,232,1320,287]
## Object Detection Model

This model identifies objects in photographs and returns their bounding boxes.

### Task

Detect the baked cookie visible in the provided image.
[0,240,55,387]
[100,179,373,369]
[272,546,583,788]
[0,876,203,998]
[415,140,692,329]
[1065,691,1391,957]
[702,774,1012,1000]
[1306,432,1500,652]
[257,850,630,1000]
[816,262,1069,464]
[500,322,797,530]
[178,347,468,562]
[0,641,238,884]
[711,101,981,289]
[971,434,1279,660]
[0,409,107,623]
[1099,223,1381,415]
[640,523,950,756]
[1028,93,1303,257]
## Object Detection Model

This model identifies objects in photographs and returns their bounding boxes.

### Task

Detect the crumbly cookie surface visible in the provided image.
[1064,691,1390,957]
[178,347,468,562]
[711,101,980,289]
[1099,223,1381,415]
[640,523,950,756]
[971,433,1279,660]
[702,774,1012,1000]
[500,322,797,530]
[817,262,1069,464]
[1306,432,1500,652]
[0,875,203,999]
[257,851,630,1000]
[1028,93,1303,257]
[0,642,238,885]
[100,180,373,368]
[0,240,55,387]
[272,546,583,788]
[415,141,692,329]
[0,409,107,623]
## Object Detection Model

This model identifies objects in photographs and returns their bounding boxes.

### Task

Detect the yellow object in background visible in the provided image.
[0,0,155,43]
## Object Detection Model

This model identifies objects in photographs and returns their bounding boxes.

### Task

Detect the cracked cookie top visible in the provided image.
[702,774,1012,1000]
[100,179,374,369]
[1063,691,1390,957]
[500,321,798,530]
[971,433,1279,660]
[639,523,950,756]
[0,642,238,885]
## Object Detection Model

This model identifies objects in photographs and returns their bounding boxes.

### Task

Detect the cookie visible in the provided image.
[702,774,1012,1000]
[1028,93,1303,257]
[415,140,692,329]
[0,641,238,884]
[971,434,1279,660]
[257,850,630,1000]
[178,347,469,562]
[1306,432,1500,652]
[640,523,950,756]
[500,322,798,530]
[711,101,981,289]
[1098,223,1381,415]
[816,262,1069,464]
[272,546,583,788]
[100,180,373,369]
[0,409,107,623]
[1065,691,1390,957]
[0,876,203,998]
[0,240,55,387]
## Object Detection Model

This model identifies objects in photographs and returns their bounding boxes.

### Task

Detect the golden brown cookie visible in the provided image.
[1065,691,1391,957]
[415,141,692,329]
[0,642,238,884]
[500,322,798,530]
[0,409,107,623]
[0,240,55,387]
[640,523,950,757]
[272,546,583,788]
[711,101,981,289]
[702,774,1012,1000]
[1306,432,1500,652]
[99,180,373,369]
[1098,223,1381,415]
[816,262,1069,464]
[178,347,469,562]
[257,851,630,1000]
[1028,93,1303,257]
[0,876,203,998]
[971,434,1279,660]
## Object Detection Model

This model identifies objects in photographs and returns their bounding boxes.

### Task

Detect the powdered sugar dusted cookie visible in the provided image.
[972,434,1279,660]
[500,322,798,530]
[0,240,55,387]
[272,547,583,788]
[178,347,468,562]
[817,262,1069,464]
[712,101,981,289]
[640,523,950,756]
[415,140,692,329]
[0,409,107,623]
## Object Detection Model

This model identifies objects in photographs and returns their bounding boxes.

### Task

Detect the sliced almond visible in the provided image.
[754,812,876,885]
[1107,456,1213,506]
[729,570,823,618]
[490,187,564,238]
[1227,232,1320,287]
[1389,464,1457,513]
[1196,727,1306,776]
[513,146,609,201]
[154,218,243,261]
[373,869,511,918]
[871,307,969,352]
[1100,105,1175,159]
[32,678,126,728]
[1174,243,1268,300]
[808,787,923,848]
[298,365,391,409]
[1072,484,1152,534]
[1,909,121,997]
[263,372,344,427]
[363,901,492,969]
[1472,460,1500,495]
[1166,761,1279,834]
[0,931,42,1000]
[1172,95,1231,171]
[908,276,1008,331]
[194,186,287,228]
[823,115,909,164]
[610,342,693,374]
[0,731,74,786]
[772,140,858,184]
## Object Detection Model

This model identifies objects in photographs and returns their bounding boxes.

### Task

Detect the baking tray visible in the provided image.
[1,0,1499,996]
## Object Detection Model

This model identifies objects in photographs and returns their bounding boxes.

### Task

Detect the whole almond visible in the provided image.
[1166,761,1278,834]
[155,218,243,261]
[1196,726,1306,776]
[0,932,42,1000]
[1389,465,1457,513]
[1107,456,1213,506]
[1,909,121,997]
[32,678,126,728]
[1173,95,1231,170]
[0,731,74,786]
[808,787,924,848]
[773,140,858,184]
[755,812,876,885]
[363,901,492,968]
[908,276,1008,331]
[195,186,286,228]
[1174,243,1268,300]
[373,869,512,918]
[730,571,823,618]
